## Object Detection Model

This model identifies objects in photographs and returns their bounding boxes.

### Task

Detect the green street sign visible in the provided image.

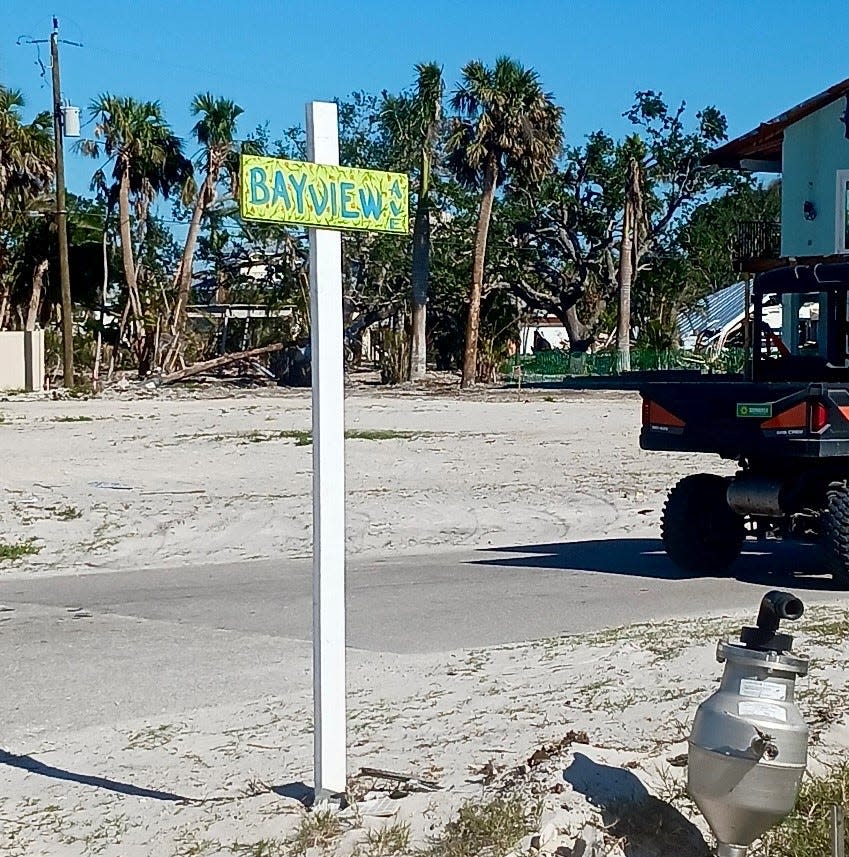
[736,403,773,418]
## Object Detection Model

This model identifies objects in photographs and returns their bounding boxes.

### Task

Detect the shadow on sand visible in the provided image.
[273,781,315,806]
[0,750,188,802]
[474,537,843,591]
[563,752,711,856]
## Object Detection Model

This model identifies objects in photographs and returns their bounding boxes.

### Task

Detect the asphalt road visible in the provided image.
[0,534,845,653]
[1,535,846,736]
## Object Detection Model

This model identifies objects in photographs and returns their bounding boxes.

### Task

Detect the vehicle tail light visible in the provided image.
[642,398,651,425]
[810,400,828,433]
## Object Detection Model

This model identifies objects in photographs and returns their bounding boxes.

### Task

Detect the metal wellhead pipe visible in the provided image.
[688,591,809,857]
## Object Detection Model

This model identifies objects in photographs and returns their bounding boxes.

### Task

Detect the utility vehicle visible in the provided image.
[640,263,849,582]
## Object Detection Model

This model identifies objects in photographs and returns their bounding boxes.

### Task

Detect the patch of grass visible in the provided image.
[289,809,344,855]
[346,429,418,441]
[800,612,849,643]
[180,428,432,447]
[125,723,177,750]
[241,429,311,445]
[229,840,286,857]
[55,505,82,521]
[0,539,41,562]
[53,415,94,422]
[426,795,539,857]
[359,822,411,856]
[175,838,222,857]
[81,812,129,854]
[246,428,423,445]
[760,764,849,856]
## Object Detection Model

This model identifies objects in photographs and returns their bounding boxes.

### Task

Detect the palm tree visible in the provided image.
[165,93,243,371]
[616,156,644,373]
[82,94,191,373]
[0,86,53,330]
[0,87,53,211]
[448,57,562,387]
[382,63,444,380]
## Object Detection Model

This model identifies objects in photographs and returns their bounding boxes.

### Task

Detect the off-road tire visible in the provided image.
[823,484,849,586]
[662,474,745,573]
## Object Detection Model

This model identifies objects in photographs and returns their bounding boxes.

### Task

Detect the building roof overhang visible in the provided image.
[703,76,849,171]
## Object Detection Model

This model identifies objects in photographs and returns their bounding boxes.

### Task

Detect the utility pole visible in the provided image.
[51,17,74,388]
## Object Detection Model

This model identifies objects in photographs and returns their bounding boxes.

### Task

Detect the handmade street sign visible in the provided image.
[239,104,409,800]
[239,154,409,234]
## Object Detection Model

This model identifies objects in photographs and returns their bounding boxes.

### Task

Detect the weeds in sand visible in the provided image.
[239,777,273,798]
[426,795,539,857]
[54,505,82,520]
[289,809,344,855]
[244,430,311,445]
[229,840,286,857]
[796,678,849,739]
[356,822,411,856]
[760,764,849,856]
[346,429,419,441]
[174,836,223,857]
[168,428,438,447]
[533,615,738,664]
[125,723,177,750]
[255,428,422,444]
[81,813,130,854]
[799,610,849,644]
[54,415,94,422]
[75,519,119,554]
[0,539,40,561]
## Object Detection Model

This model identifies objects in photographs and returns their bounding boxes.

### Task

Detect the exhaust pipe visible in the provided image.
[727,475,785,517]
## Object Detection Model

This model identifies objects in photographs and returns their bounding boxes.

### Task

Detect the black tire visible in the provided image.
[662,474,745,573]
[823,484,849,585]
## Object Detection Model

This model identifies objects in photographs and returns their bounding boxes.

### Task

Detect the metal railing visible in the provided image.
[735,220,781,263]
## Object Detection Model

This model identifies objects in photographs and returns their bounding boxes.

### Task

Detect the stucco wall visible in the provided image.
[0,331,45,391]
[781,98,849,257]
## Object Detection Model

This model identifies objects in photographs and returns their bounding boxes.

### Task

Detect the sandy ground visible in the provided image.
[1,380,847,856]
[0,383,716,576]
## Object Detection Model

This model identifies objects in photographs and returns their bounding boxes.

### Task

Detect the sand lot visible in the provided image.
[0,384,710,576]
[1,381,848,857]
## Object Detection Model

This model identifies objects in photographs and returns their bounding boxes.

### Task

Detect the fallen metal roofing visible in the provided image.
[678,280,746,342]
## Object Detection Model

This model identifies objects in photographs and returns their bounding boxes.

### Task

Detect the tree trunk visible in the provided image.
[616,158,640,374]
[409,149,432,381]
[166,167,216,372]
[616,210,633,373]
[116,166,148,371]
[563,305,591,351]
[461,158,498,388]
[92,228,109,387]
[117,169,139,322]
[26,259,49,331]
[0,293,8,331]
[159,341,285,385]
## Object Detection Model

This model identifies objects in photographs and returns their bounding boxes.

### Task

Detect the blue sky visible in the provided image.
[3,0,849,199]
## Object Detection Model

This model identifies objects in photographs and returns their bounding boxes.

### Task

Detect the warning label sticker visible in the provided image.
[738,701,788,722]
[739,679,787,701]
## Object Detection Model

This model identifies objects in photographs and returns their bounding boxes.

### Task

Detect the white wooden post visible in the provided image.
[306,101,347,798]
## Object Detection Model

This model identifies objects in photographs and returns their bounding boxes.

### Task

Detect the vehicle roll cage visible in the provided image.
[749,264,849,382]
